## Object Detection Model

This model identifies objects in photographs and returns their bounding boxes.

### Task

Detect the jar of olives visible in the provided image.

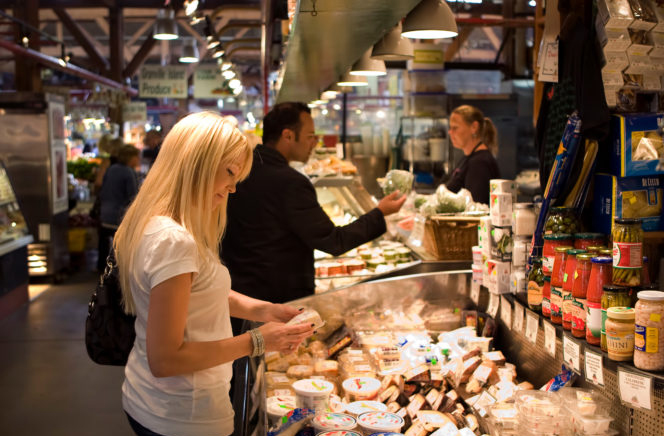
[545,207,582,235]
[527,258,545,313]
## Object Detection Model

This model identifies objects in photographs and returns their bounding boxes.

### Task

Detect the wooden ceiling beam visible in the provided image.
[52,7,110,71]
[123,30,156,78]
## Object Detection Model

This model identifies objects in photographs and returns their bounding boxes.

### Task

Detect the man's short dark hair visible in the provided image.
[262,102,311,146]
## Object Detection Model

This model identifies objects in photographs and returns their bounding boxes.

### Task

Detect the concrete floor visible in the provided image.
[0,271,134,435]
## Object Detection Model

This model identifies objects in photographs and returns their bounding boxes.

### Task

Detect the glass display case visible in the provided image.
[399,116,452,191]
[0,165,32,257]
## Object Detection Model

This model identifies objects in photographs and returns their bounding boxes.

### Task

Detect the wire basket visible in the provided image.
[422,216,480,261]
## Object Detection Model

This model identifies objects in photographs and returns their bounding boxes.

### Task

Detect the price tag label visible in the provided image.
[585,349,604,387]
[618,368,652,410]
[470,282,480,305]
[500,296,512,329]
[525,310,539,344]
[544,322,556,357]
[487,293,500,318]
[563,335,581,374]
[513,302,524,334]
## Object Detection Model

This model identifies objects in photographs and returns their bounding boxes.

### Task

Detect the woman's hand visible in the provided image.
[261,303,302,323]
[259,322,314,354]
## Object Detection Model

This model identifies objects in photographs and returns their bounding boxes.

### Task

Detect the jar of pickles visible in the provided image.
[600,285,631,352]
[542,275,552,319]
[571,253,593,339]
[574,233,605,251]
[545,207,582,234]
[586,257,613,346]
[634,291,664,371]
[612,218,644,286]
[542,234,573,275]
[550,246,573,325]
[527,259,545,313]
[606,307,635,362]
[562,249,586,331]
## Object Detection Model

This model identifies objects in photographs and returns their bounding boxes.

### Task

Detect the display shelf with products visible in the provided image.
[0,165,32,254]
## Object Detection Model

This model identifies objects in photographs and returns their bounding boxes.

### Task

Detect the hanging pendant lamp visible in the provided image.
[179,38,199,63]
[350,49,387,76]
[154,9,179,40]
[402,0,458,39]
[372,22,414,60]
[337,72,368,87]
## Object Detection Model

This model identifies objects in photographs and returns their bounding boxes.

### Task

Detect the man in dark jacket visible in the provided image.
[222,102,405,308]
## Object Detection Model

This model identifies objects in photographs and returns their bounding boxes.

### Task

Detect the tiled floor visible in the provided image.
[0,271,134,435]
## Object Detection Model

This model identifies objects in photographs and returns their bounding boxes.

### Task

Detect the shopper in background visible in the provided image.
[141,129,162,168]
[97,144,140,271]
[446,104,500,205]
[112,112,313,436]
[222,102,406,322]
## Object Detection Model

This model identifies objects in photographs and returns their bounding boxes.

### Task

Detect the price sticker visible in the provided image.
[585,349,604,387]
[500,296,512,329]
[544,322,556,357]
[618,368,652,410]
[513,302,525,334]
[525,310,539,344]
[563,335,581,374]
[487,293,500,318]
[470,282,480,305]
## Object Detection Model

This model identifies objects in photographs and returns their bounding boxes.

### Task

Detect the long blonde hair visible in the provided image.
[113,111,252,314]
[451,105,498,156]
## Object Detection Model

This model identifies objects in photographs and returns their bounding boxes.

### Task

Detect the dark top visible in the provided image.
[222,145,387,303]
[446,146,500,205]
[99,163,138,227]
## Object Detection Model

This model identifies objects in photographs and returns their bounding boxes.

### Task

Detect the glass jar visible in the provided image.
[586,257,613,346]
[527,259,545,313]
[511,267,526,297]
[562,249,586,331]
[634,291,664,371]
[571,294,587,339]
[600,285,631,352]
[542,234,573,275]
[606,307,636,362]
[512,236,531,269]
[599,249,613,257]
[550,246,573,325]
[612,218,644,286]
[513,203,536,237]
[574,233,605,250]
[545,207,582,235]
[572,254,593,299]
[586,246,607,255]
[542,275,552,319]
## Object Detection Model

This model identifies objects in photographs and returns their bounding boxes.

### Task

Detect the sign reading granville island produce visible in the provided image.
[193,65,227,99]
[139,65,187,98]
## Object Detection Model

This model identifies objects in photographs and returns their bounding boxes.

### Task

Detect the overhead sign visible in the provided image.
[122,101,147,122]
[194,65,227,98]
[139,65,187,98]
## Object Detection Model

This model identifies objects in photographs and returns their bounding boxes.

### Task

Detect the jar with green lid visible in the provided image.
[574,233,605,250]
[612,218,644,286]
[545,207,582,234]
[601,285,631,352]
[606,307,635,362]
[527,258,545,313]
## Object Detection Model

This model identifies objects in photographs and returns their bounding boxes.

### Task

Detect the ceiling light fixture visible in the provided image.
[372,22,414,60]
[212,47,225,58]
[321,90,338,100]
[350,48,387,76]
[154,9,179,40]
[179,38,199,63]
[184,0,199,17]
[402,0,458,39]
[207,39,220,49]
[228,78,242,89]
[220,61,232,71]
[222,70,236,79]
[337,72,368,87]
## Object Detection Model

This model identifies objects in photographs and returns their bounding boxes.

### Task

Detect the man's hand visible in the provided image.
[377,191,407,216]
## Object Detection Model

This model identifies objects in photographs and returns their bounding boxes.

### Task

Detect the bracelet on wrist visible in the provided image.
[248,328,264,357]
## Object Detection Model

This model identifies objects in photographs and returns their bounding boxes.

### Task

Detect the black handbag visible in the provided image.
[85,250,136,365]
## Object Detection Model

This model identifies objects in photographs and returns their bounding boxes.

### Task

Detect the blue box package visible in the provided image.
[593,173,664,234]
[611,113,664,177]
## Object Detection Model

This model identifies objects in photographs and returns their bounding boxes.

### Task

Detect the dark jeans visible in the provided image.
[126,412,166,436]
[97,225,116,272]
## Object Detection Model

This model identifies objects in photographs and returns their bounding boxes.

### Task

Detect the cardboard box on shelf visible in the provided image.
[610,113,664,177]
[486,259,510,294]
[597,23,632,51]
[597,0,634,29]
[490,193,513,227]
[490,226,513,262]
[602,50,630,72]
[592,173,664,234]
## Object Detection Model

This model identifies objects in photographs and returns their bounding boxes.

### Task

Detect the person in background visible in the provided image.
[222,102,406,326]
[97,144,140,271]
[112,112,313,436]
[446,105,500,205]
[141,129,163,168]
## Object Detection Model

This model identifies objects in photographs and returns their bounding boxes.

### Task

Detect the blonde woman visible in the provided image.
[113,112,313,436]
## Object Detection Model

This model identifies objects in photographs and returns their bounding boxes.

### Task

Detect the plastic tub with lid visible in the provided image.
[569,408,612,434]
[557,387,608,416]
[342,377,381,401]
[292,379,335,412]
[356,412,404,436]
[515,390,562,419]
[316,431,363,436]
[266,395,296,425]
[312,413,357,433]
[345,401,388,418]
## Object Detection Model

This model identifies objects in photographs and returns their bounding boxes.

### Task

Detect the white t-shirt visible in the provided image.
[122,216,234,436]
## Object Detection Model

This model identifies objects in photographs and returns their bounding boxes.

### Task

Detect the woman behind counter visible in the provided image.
[446,105,500,205]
